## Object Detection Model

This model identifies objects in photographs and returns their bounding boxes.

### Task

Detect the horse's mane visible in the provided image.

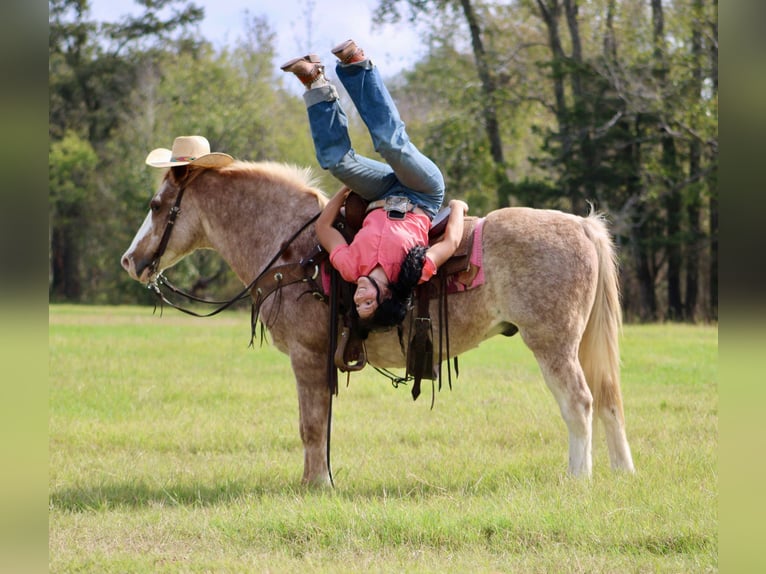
[216,160,327,202]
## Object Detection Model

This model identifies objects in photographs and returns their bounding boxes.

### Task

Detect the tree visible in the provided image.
[375,0,512,207]
[393,46,503,214]
[49,0,204,142]
[48,0,717,320]
[49,0,205,302]
[49,131,98,299]
[50,8,320,304]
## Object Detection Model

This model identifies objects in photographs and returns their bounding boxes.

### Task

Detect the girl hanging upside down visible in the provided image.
[282,39,469,330]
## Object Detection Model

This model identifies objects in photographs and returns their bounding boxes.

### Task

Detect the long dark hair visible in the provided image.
[352,245,427,340]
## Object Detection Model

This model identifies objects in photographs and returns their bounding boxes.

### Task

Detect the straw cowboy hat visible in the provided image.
[145,135,234,168]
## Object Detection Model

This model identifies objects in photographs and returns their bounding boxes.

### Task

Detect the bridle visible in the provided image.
[146,168,323,333]
[147,168,204,278]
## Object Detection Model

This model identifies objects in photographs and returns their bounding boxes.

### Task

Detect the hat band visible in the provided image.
[172,155,197,162]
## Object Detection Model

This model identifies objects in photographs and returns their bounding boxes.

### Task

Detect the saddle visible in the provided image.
[405,212,480,402]
[329,192,480,403]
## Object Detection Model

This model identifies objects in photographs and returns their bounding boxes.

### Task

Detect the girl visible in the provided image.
[282,40,468,329]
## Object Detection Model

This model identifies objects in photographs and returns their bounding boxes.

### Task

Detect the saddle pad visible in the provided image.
[445,217,486,293]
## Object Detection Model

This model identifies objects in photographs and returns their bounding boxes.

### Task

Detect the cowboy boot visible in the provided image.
[280,54,327,89]
[331,39,366,64]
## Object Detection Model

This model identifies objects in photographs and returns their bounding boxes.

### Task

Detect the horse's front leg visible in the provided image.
[290,348,333,487]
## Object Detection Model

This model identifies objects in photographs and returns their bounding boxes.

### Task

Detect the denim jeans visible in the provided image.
[304,60,445,219]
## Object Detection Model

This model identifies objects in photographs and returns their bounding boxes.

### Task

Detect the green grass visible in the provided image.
[49,305,717,572]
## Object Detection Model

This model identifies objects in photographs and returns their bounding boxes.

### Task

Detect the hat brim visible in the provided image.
[145,148,234,168]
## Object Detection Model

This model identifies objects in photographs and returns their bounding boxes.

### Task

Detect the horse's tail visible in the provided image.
[579,211,625,423]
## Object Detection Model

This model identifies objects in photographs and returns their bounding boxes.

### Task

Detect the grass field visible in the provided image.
[49,305,717,572]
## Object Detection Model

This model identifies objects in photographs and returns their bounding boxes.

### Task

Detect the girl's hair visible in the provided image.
[352,245,427,341]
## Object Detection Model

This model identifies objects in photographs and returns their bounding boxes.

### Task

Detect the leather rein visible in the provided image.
[146,169,323,342]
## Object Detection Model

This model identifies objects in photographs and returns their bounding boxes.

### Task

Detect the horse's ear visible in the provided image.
[170,165,191,184]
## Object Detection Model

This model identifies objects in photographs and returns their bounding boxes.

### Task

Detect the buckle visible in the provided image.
[384,196,412,220]
[384,196,411,213]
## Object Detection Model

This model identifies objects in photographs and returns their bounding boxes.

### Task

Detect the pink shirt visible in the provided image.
[330,208,437,284]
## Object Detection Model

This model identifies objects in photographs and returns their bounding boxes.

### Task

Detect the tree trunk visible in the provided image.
[708,170,718,321]
[663,147,683,321]
[50,223,82,301]
[562,0,589,215]
[458,0,509,207]
[684,0,705,321]
[685,181,701,322]
[708,0,718,321]
[651,0,683,320]
[536,0,577,210]
[630,211,658,322]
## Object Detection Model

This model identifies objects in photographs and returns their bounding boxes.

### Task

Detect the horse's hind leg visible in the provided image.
[526,336,594,477]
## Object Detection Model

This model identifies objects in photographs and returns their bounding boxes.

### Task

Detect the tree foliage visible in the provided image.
[48,0,717,321]
[374,0,717,321]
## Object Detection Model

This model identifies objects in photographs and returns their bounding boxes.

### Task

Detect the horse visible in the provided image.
[121,161,635,486]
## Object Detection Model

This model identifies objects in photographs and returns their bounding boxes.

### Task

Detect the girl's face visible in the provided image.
[354,275,390,319]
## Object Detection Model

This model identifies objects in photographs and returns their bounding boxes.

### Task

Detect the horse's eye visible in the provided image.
[150,198,161,213]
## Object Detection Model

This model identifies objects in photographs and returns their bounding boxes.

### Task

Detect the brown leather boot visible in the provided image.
[280,54,326,88]
[332,39,365,64]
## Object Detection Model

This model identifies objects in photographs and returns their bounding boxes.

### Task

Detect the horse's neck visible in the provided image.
[193,174,321,283]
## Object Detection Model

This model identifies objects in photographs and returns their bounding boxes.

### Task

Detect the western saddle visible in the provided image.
[325,192,480,404]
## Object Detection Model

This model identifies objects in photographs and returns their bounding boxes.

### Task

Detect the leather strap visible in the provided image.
[148,168,204,276]
[408,283,435,401]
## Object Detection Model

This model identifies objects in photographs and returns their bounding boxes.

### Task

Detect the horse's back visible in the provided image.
[484,207,595,255]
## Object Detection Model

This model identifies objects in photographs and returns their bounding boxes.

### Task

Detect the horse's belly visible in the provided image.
[362,312,494,370]
[364,332,407,368]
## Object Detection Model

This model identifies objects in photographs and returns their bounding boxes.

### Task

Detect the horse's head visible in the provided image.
[121,165,205,284]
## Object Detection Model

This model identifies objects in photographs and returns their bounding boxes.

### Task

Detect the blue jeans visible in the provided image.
[304,60,445,219]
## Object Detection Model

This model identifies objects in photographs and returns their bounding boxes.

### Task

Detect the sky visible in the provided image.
[88,0,426,79]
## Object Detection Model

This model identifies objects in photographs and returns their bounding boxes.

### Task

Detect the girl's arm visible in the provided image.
[425,199,469,268]
[316,187,351,253]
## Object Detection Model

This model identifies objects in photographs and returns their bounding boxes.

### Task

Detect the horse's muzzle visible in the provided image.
[121,252,153,283]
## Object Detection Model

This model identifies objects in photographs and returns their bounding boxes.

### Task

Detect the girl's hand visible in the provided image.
[448,199,469,215]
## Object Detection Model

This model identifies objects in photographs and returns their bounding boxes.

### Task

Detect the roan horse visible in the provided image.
[121,161,635,486]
